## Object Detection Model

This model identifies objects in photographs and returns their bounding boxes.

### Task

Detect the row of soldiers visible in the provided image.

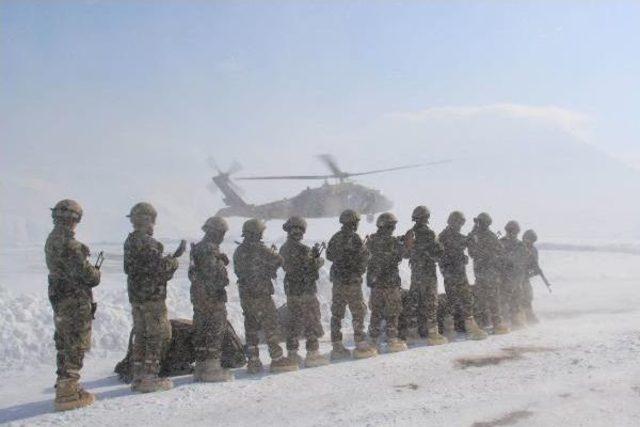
[45,199,544,412]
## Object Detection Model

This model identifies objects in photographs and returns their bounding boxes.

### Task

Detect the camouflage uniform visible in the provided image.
[279,238,324,352]
[468,225,506,330]
[438,225,474,332]
[124,230,178,381]
[46,226,100,381]
[326,228,369,344]
[366,228,406,341]
[189,238,230,363]
[407,223,444,336]
[500,235,528,322]
[523,232,541,322]
[233,240,285,361]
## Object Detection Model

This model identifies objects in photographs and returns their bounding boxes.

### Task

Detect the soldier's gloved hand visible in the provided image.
[165,256,179,272]
[218,253,230,266]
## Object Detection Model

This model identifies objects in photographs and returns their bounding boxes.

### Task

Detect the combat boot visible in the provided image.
[524,308,539,324]
[442,315,457,341]
[304,350,330,368]
[136,375,173,393]
[287,350,304,367]
[246,356,263,374]
[492,321,511,335]
[387,338,408,353]
[464,317,488,340]
[193,358,233,383]
[426,327,448,346]
[330,342,352,361]
[510,309,527,330]
[270,356,299,373]
[130,362,145,392]
[403,327,424,345]
[352,340,378,359]
[54,378,95,412]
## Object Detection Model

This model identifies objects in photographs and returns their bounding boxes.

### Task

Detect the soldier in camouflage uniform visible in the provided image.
[405,206,448,345]
[189,216,233,382]
[124,202,185,393]
[326,209,377,360]
[46,199,101,411]
[467,212,510,335]
[233,219,298,374]
[366,212,409,353]
[279,216,329,368]
[499,221,529,329]
[522,229,541,324]
[438,211,488,340]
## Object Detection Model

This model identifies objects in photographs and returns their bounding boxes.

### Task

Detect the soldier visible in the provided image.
[189,216,233,382]
[366,212,409,352]
[233,219,298,374]
[326,209,377,360]
[438,211,488,340]
[522,229,541,324]
[406,206,448,345]
[467,212,510,335]
[124,202,185,393]
[46,199,101,411]
[279,216,329,368]
[499,221,529,329]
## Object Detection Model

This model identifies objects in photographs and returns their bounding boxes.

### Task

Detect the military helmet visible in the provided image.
[339,209,360,225]
[242,218,266,236]
[202,216,228,233]
[505,220,521,234]
[283,216,307,232]
[411,205,430,221]
[522,229,538,242]
[474,212,492,227]
[51,199,83,221]
[376,212,398,228]
[447,210,466,226]
[127,202,157,220]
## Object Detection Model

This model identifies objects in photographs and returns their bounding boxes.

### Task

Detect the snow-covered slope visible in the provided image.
[1,246,639,426]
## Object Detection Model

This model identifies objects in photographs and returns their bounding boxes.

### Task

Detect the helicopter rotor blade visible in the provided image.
[317,154,344,176]
[206,156,222,174]
[236,174,334,181]
[228,160,243,175]
[346,159,453,178]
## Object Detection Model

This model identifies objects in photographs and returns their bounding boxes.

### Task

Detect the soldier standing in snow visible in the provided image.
[405,206,448,345]
[366,212,410,353]
[499,220,529,329]
[279,216,329,368]
[522,229,542,324]
[189,216,234,382]
[326,209,377,360]
[124,202,185,393]
[467,212,510,335]
[234,219,299,374]
[438,211,488,340]
[46,199,101,411]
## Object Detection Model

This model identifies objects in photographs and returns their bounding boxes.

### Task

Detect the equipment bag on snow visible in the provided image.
[114,318,246,383]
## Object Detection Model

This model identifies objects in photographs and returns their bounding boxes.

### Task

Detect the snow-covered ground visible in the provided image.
[1,244,640,426]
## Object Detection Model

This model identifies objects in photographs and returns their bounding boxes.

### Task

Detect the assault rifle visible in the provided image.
[94,251,105,269]
[312,242,327,258]
[537,268,553,294]
[172,240,187,258]
[91,251,105,319]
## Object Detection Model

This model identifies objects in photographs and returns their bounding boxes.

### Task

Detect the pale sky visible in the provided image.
[1,1,639,243]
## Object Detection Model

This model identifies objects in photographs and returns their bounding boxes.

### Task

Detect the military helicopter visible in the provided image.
[208,154,450,222]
